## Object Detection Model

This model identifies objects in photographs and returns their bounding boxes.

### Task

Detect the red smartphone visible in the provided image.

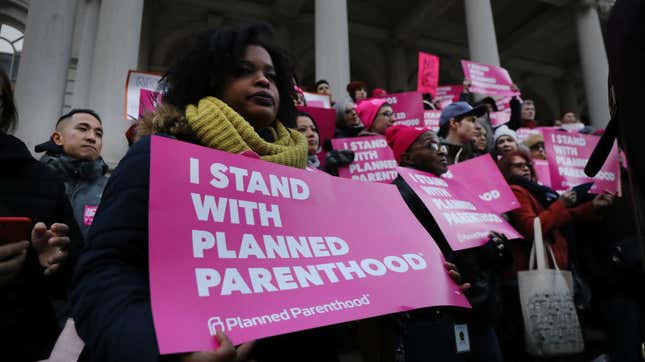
[0,217,32,245]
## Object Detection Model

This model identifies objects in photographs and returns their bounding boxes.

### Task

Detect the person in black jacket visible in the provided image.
[386,125,511,362]
[0,67,81,362]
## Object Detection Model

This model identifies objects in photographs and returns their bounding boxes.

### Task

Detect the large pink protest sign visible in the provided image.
[125,70,162,121]
[397,166,521,251]
[532,159,552,188]
[489,111,511,127]
[435,85,462,108]
[331,136,398,183]
[446,155,519,214]
[139,89,163,119]
[542,128,620,193]
[297,106,336,166]
[461,60,518,97]
[423,110,441,131]
[148,136,469,354]
[378,91,424,127]
[417,52,440,96]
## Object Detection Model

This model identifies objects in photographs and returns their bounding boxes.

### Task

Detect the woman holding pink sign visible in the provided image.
[70,23,351,362]
[387,125,511,362]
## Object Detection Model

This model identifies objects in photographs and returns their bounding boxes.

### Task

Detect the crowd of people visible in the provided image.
[0,22,643,362]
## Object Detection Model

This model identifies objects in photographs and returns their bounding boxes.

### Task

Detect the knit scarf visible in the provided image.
[185,97,308,169]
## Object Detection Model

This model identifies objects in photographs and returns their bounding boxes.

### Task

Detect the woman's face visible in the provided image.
[296,115,319,155]
[473,124,488,152]
[403,132,449,176]
[343,102,359,127]
[370,104,395,135]
[530,142,546,160]
[495,135,517,155]
[509,155,531,180]
[354,88,367,101]
[220,45,279,128]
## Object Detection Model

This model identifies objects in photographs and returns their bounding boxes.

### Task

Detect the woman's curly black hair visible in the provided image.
[0,67,18,133]
[161,23,297,128]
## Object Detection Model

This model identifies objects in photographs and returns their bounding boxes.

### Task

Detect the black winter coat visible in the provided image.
[0,133,82,362]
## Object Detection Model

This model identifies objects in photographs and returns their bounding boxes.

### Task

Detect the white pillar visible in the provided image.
[315,0,350,103]
[71,0,100,108]
[575,1,610,128]
[87,0,144,167]
[464,0,500,66]
[14,0,77,150]
[388,46,407,92]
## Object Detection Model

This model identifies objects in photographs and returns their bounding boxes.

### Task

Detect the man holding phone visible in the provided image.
[35,109,108,237]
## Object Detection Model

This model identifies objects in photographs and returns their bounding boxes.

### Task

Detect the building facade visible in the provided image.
[5,0,613,166]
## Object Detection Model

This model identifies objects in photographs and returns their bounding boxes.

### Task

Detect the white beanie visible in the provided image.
[493,125,517,143]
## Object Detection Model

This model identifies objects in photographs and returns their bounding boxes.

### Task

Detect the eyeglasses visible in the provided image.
[418,142,446,153]
[378,111,395,118]
[510,161,531,169]
[344,108,357,114]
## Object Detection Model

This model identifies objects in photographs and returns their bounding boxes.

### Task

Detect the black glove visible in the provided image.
[477,231,512,269]
[322,149,355,176]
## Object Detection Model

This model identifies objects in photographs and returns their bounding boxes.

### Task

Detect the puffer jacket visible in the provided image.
[39,151,108,238]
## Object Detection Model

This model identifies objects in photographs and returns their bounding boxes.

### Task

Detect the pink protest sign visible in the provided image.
[532,159,552,188]
[446,155,519,214]
[417,52,440,96]
[148,136,469,354]
[542,128,620,193]
[378,91,424,127]
[461,60,518,97]
[397,166,521,251]
[423,110,441,131]
[435,85,462,108]
[489,111,511,127]
[302,92,331,108]
[331,136,398,183]
[516,127,542,143]
[297,106,336,166]
[138,88,163,119]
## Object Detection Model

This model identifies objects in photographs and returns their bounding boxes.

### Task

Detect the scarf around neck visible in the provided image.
[185,96,308,169]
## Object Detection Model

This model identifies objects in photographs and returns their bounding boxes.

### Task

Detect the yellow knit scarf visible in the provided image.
[185,97,308,169]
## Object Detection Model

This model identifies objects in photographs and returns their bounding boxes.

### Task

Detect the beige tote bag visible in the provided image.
[517,217,584,357]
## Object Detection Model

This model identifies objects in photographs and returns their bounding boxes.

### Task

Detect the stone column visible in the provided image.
[388,46,408,92]
[87,0,144,167]
[315,0,350,103]
[14,0,77,150]
[464,0,500,66]
[575,0,610,128]
[71,0,100,108]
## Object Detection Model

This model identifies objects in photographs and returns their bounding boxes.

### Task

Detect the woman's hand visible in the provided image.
[592,193,615,209]
[444,261,470,292]
[559,190,577,208]
[31,222,70,276]
[180,331,255,362]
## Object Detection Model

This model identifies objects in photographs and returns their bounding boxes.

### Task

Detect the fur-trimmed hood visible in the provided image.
[135,104,197,143]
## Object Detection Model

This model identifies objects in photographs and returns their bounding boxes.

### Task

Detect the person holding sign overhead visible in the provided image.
[70,23,349,362]
[387,125,511,362]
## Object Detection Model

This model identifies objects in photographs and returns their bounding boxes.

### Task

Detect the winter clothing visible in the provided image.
[506,177,599,274]
[440,137,474,165]
[385,125,428,163]
[393,174,508,362]
[185,97,308,168]
[37,147,108,238]
[0,132,82,362]
[492,125,517,144]
[307,154,321,168]
[72,100,340,361]
[356,98,387,131]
